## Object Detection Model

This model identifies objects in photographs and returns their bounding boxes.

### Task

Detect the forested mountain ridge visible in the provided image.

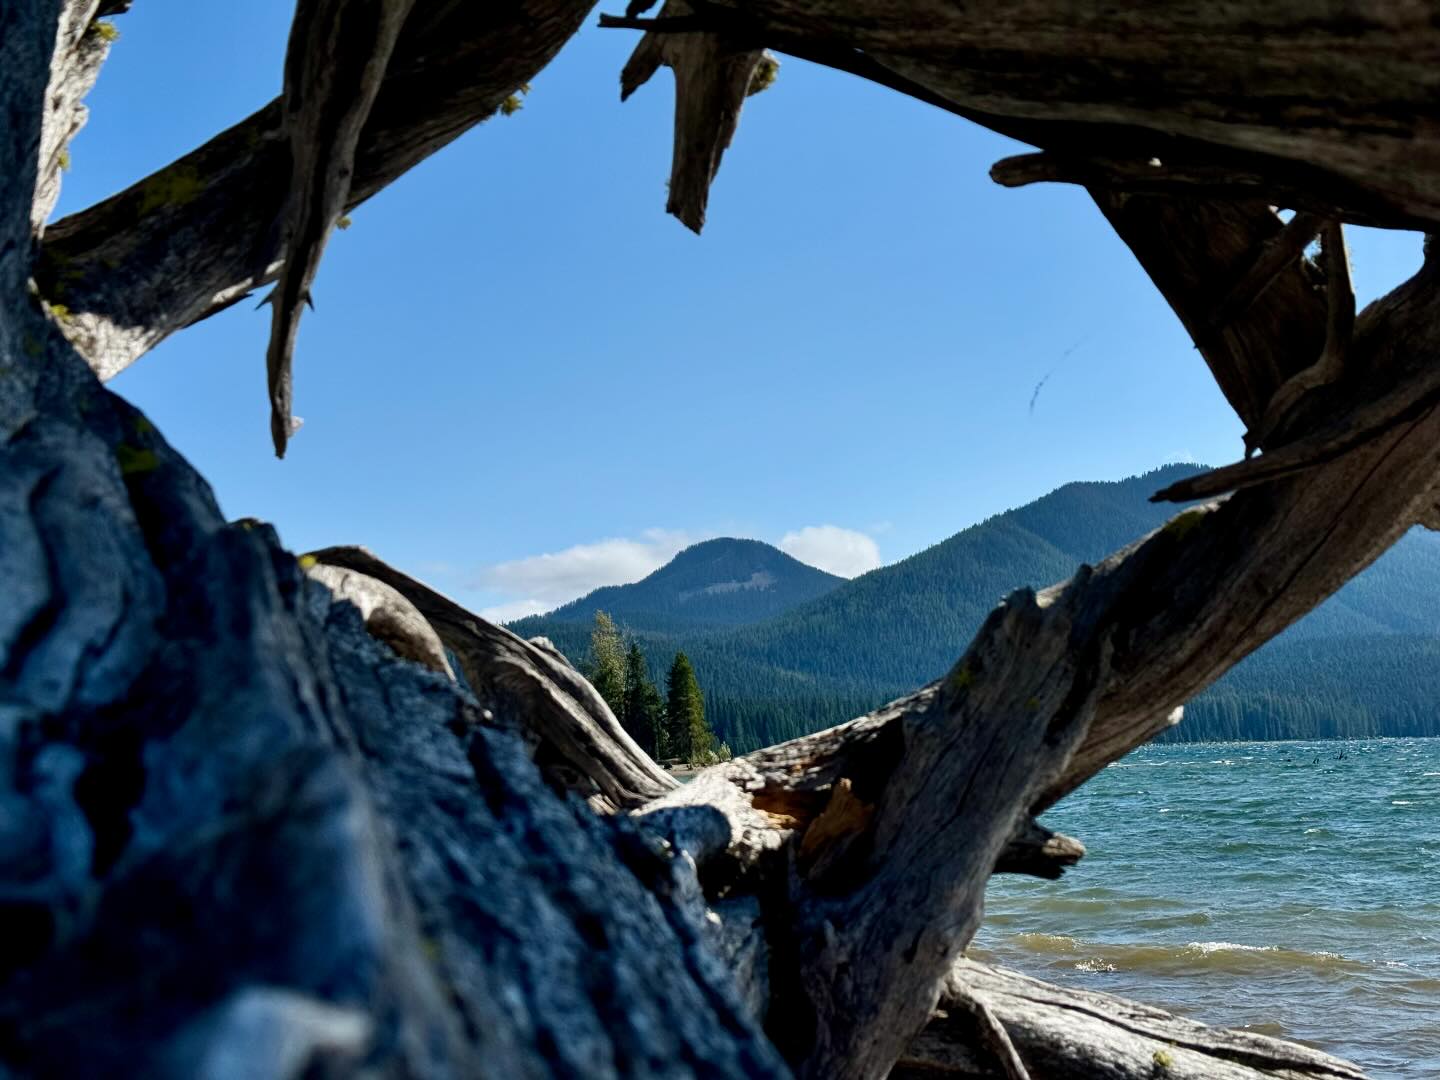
[512,465,1440,751]
[509,537,844,635]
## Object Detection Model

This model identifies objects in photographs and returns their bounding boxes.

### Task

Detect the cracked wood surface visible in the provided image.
[896,959,1368,1080]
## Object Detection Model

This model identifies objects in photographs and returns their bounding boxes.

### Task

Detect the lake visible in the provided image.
[977,738,1440,1079]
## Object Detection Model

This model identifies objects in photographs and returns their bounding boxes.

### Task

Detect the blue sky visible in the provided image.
[60,3,1428,619]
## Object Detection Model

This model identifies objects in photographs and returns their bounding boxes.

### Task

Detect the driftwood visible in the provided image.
[263,0,415,457]
[34,0,597,384]
[895,959,1367,1080]
[306,544,678,812]
[9,1,1440,1078]
[304,557,1365,1080]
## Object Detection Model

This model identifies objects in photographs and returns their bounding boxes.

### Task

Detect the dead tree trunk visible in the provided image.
[5,2,1440,1079]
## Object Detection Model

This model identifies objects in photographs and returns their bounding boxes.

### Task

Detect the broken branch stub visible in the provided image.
[617,1,768,232]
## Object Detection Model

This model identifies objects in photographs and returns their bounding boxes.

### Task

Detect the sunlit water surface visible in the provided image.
[977,738,1440,1079]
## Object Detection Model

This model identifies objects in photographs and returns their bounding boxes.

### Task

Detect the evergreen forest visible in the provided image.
[515,464,1440,754]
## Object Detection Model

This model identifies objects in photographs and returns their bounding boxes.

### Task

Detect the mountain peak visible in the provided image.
[510,537,844,632]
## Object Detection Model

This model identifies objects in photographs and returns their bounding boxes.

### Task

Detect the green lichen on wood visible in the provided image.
[747,53,780,96]
[1161,508,1206,543]
[498,82,531,117]
[57,148,71,172]
[89,19,120,43]
[1152,1048,1175,1073]
[115,444,159,477]
[138,165,204,216]
[948,662,975,693]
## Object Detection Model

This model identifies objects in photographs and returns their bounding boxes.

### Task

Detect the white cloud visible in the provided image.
[473,528,708,619]
[778,525,882,578]
[477,597,553,623]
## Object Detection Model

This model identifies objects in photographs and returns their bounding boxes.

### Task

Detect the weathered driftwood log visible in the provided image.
[3,10,786,1077]
[264,0,416,457]
[32,0,119,233]
[306,544,678,811]
[619,0,769,232]
[34,0,597,385]
[306,557,1370,1080]
[606,1,1440,232]
[895,959,1368,1080]
[300,558,454,678]
[310,534,1386,1080]
[6,1,1437,1078]
[0,355,788,1078]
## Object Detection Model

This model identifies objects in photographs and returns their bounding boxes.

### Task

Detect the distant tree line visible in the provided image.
[583,613,731,765]
[532,609,1440,755]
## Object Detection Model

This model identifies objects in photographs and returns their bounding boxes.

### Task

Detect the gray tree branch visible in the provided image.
[34,0,598,384]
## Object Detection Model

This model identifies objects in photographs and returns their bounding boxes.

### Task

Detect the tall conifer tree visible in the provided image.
[584,612,625,716]
[621,641,661,757]
[665,652,717,764]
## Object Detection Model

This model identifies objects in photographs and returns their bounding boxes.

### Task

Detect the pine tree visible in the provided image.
[584,612,625,717]
[621,641,661,757]
[665,652,718,765]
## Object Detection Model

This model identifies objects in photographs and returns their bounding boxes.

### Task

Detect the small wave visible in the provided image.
[1134,912,1212,930]
[1003,934,1366,977]
[1012,895,1194,915]
[1393,800,1416,806]
[1237,1021,1289,1038]
[1010,933,1084,954]
[1188,941,1289,956]
[1217,840,1270,853]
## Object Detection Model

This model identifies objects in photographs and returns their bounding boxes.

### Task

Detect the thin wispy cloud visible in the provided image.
[778,525,882,578]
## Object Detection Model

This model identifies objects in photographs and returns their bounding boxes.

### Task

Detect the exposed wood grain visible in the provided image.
[723,0,1440,227]
[618,0,767,232]
[1209,212,1328,342]
[895,959,1368,1080]
[33,1,117,232]
[265,0,414,456]
[307,545,678,810]
[302,559,454,677]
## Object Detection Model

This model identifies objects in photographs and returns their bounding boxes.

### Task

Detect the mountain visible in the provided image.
[513,465,1440,752]
[509,537,845,637]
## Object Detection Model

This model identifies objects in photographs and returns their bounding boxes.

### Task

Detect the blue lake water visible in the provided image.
[976,738,1440,1079]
